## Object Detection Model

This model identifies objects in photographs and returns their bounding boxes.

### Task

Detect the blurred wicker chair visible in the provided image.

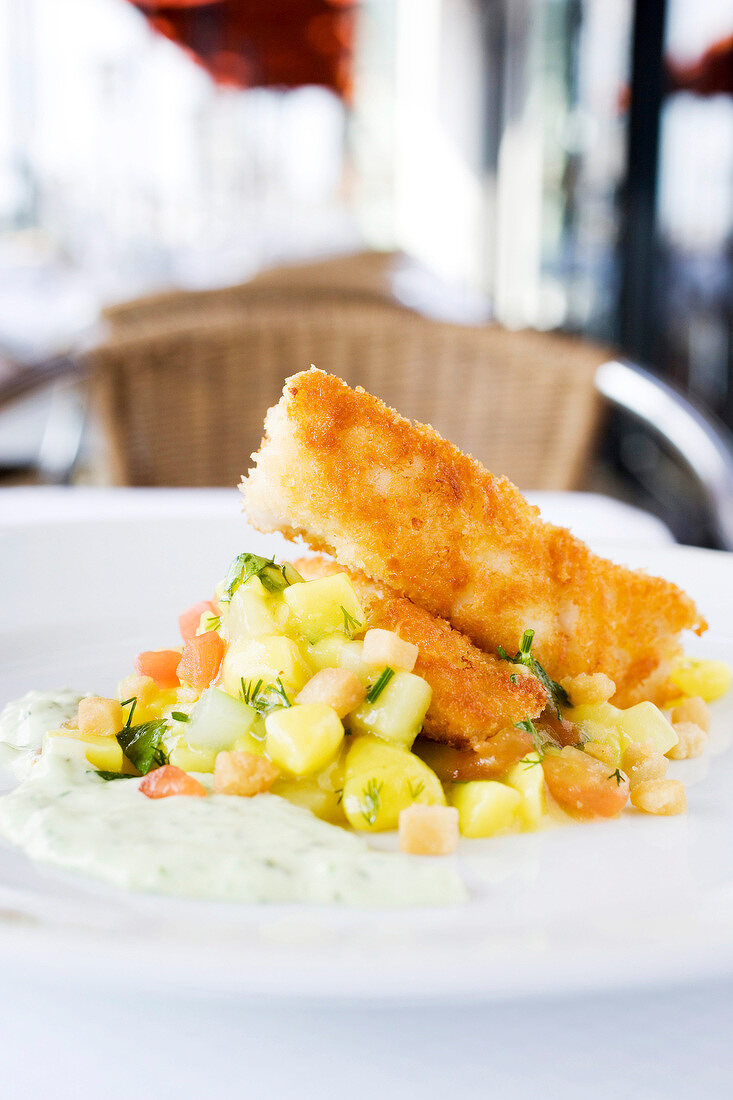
[89,296,605,490]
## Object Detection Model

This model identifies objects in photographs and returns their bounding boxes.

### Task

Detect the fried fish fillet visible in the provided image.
[242,368,706,706]
[293,555,548,751]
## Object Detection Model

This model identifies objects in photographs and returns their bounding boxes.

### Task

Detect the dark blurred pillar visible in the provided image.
[617,0,668,365]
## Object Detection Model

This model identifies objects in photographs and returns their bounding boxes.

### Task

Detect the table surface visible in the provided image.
[3,487,727,1100]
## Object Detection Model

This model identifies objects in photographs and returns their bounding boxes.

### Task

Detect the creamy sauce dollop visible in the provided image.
[0,694,466,907]
[0,689,84,778]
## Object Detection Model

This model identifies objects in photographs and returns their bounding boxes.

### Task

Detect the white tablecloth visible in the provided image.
[3,488,723,1100]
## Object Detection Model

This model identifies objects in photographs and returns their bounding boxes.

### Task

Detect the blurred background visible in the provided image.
[0,0,732,545]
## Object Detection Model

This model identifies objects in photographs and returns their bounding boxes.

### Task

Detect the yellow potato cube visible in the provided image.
[47,730,124,773]
[342,736,445,831]
[670,658,731,703]
[265,703,344,776]
[226,581,279,641]
[308,633,349,671]
[116,675,176,722]
[505,752,546,830]
[337,641,371,685]
[362,629,418,672]
[449,781,521,838]
[617,701,678,755]
[271,748,347,823]
[283,573,365,643]
[399,804,459,855]
[213,750,279,796]
[296,669,366,718]
[347,670,431,750]
[169,740,217,773]
[77,696,123,739]
[220,635,312,699]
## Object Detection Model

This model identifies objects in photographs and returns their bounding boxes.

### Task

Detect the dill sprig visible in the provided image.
[499,629,570,717]
[341,605,363,639]
[120,696,137,729]
[608,768,624,786]
[514,717,549,758]
[240,677,266,712]
[201,614,221,633]
[366,667,395,704]
[271,678,292,708]
[407,780,425,800]
[360,778,383,826]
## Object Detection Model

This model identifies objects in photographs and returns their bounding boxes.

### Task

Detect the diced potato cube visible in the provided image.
[283,573,365,643]
[226,582,279,641]
[46,729,124,773]
[271,747,347,823]
[220,636,312,699]
[78,696,123,738]
[670,695,711,732]
[233,726,266,757]
[265,703,344,776]
[399,804,459,855]
[342,736,445,831]
[347,670,431,750]
[617,701,678,755]
[169,739,217,773]
[449,781,521,838]
[116,675,176,722]
[505,752,546,829]
[213,750,279,796]
[308,633,349,671]
[362,629,418,672]
[670,657,731,703]
[565,701,623,731]
[185,688,257,754]
[337,640,371,685]
[296,669,366,718]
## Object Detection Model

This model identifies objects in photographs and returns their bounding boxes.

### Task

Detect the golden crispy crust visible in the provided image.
[293,556,548,750]
[243,368,706,706]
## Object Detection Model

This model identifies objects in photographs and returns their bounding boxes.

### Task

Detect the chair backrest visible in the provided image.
[89,297,606,489]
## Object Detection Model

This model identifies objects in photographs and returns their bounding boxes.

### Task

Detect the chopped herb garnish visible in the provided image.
[366,667,395,704]
[499,629,570,717]
[515,717,547,758]
[271,678,292,708]
[341,605,363,639]
[609,768,624,786]
[219,552,293,603]
[201,614,221,633]
[95,770,129,782]
[407,780,425,800]
[360,778,383,826]
[510,674,517,684]
[240,677,266,711]
[121,696,137,729]
[335,788,344,804]
[519,755,543,769]
[171,711,189,723]
[117,719,169,775]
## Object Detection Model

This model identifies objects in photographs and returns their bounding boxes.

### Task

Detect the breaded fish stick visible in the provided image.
[242,368,705,706]
[294,555,548,751]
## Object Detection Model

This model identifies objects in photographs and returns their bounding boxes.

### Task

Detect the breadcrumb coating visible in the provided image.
[242,368,705,706]
[294,556,547,750]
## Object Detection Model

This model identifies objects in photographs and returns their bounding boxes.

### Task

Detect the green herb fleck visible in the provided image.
[609,768,624,786]
[519,755,543,769]
[219,552,295,603]
[271,678,292,708]
[510,674,517,684]
[95,770,129,782]
[335,788,344,805]
[240,677,266,712]
[201,614,221,633]
[121,696,137,729]
[341,605,363,639]
[499,629,570,717]
[171,711,189,723]
[514,717,547,758]
[366,667,395,704]
[407,780,425,800]
[360,778,383,826]
[117,719,169,775]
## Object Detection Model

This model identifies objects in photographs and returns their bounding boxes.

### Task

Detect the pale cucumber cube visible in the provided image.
[220,636,312,699]
[308,633,350,671]
[342,735,445,832]
[617,701,678,755]
[449,781,521,838]
[504,752,546,829]
[265,703,344,776]
[283,574,365,643]
[185,688,257,754]
[46,730,124,774]
[169,739,217,773]
[346,670,431,750]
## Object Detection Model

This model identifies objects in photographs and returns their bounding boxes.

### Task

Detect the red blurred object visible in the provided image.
[128,0,356,98]
[667,34,733,97]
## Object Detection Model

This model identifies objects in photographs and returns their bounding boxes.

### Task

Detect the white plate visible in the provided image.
[1,507,732,1005]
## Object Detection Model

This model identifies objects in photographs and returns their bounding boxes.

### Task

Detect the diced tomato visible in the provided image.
[134,650,182,689]
[542,746,629,818]
[179,600,217,643]
[176,631,226,691]
[139,765,207,799]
